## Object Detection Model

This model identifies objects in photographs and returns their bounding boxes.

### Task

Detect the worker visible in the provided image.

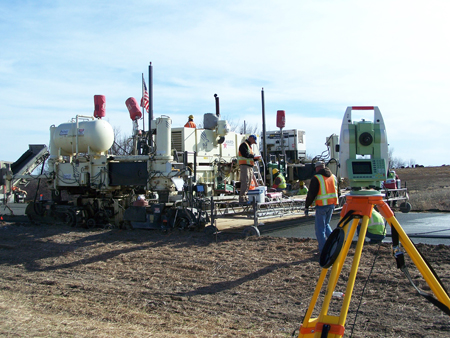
[383,169,400,191]
[357,209,386,244]
[184,115,196,128]
[298,180,308,195]
[238,135,260,203]
[272,168,286,192]
[387,170,398,180]
[304,161,338,253]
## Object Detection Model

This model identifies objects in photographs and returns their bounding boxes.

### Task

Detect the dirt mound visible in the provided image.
[1,222,450,337]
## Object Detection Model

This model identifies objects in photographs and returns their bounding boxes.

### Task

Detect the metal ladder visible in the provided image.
[253,161,265,186]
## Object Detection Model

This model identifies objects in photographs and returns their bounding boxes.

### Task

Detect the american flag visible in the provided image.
[140,74,149,112]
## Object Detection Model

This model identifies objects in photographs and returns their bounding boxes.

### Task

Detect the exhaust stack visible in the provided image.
[214,93,220,117]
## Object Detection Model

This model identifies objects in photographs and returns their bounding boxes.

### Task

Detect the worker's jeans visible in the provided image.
[315,204,335,253]
[239,165,254,203]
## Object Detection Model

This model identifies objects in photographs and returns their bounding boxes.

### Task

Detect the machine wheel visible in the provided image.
[242,226,260,237]
[399,202,412,213]
[204,225,218,235]
[175,217,189,230]
[94,210,110,226]
[64,210,76,227]
[86,218,96,228]
[320,228,345,269]
[25,202,44,224]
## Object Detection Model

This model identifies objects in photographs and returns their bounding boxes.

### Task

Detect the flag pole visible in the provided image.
[148,62,153,149]
[141,73,145,132]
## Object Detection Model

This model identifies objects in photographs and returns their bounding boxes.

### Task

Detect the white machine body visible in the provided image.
[265,129,306,162]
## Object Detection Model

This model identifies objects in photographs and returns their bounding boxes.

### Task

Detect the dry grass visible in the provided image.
[409,188,450,211]
[396,166,450,211]
[1,166,450,337]
[1,224,450,337]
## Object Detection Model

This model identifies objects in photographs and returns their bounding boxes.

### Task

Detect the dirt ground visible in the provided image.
[1,222,450,337]
[395,166,450,211]
[1,166,450,337]
[395,166,450,192]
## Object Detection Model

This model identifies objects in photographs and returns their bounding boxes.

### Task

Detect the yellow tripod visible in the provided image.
[298,191,450,338]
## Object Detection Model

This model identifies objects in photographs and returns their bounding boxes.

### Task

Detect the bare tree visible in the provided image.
[109,127,134,155]
[305,153,315,161]
[221,114,240,133]
[391,156,407,168]
[388,147,394,167]
[221,115,260,135]
[238,121,259,135]
[388,146,413,168]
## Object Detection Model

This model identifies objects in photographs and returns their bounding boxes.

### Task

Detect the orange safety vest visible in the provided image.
[238,141,254,166]
[314,174,338,206]
[184,121,196,128]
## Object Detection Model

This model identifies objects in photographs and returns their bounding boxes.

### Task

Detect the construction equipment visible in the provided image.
[265,128,306,163]
[2,91,261,229]
[1,145,48,205]
[1,73,411,233]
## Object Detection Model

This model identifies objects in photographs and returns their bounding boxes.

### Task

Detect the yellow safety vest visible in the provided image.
[298,187,308,195]
[238,141,254,166]
[314,174,338,206]
[273,174,286,189]
[368,210,386,236]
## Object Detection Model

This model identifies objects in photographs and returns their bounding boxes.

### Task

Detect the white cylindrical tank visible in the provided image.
[155,116,172,160]
[51,119,114,156]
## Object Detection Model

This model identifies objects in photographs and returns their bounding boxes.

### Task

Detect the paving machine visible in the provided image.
[3,95,257,229]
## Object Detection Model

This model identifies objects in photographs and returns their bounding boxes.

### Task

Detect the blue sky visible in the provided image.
[1,0,449,166]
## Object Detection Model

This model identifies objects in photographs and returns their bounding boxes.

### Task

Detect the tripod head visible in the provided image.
[339,106,388,190]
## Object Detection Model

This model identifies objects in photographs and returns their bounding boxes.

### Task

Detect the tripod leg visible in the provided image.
[299,268,328,335]
[387,215,450,308]
[298,213,371,337]
[318,215,370,337]
[339,215,370,323]
[328,218,360,293]
[322,217,360,314]
[299,215,358,337]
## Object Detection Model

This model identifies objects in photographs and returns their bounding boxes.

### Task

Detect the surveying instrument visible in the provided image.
[297,106,450,337]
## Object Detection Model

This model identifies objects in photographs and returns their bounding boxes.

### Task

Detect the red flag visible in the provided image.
[140,74,149,112]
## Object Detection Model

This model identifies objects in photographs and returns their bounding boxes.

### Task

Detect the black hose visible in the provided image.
[386,234,450,239]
